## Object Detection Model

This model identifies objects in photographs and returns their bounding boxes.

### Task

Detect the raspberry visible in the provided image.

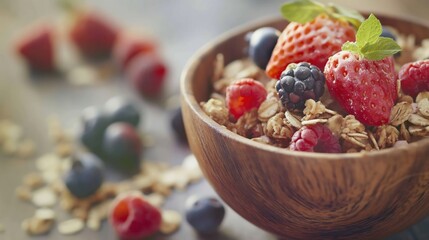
[399,59,429,98]
[109,192,161,240]
[266,14,355,79]
[226,78,267,120]
[290,124,341,153]
[275,62,325,110]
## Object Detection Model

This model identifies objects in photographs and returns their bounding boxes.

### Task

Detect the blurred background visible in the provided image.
[0,0,428,239]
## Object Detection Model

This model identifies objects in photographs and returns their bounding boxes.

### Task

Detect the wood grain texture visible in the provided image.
[181,15,429,240]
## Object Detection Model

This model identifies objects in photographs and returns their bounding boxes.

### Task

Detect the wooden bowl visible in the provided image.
[180,14,429,240]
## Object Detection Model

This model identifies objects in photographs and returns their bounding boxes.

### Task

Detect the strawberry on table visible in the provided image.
[324,14,401,126]
[399,59,429,98]
[266,0,363,79]
[69,9,119,59]
[113,32,157,70]
[15,24,55,72]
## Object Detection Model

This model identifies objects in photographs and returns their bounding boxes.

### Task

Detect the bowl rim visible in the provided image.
[180,13,429,161]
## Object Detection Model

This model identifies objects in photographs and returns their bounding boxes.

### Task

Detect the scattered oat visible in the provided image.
[408,114,429,126]
[67,66,98,86]
[16,185,32,202]
[35,208,56,221]
[145,193,165,208]
[160,210,182,234]
[22,217,53,236]
[58,218,84,235]
[301,118,328,125]
[32,187,57,207]
[23,173,45,189]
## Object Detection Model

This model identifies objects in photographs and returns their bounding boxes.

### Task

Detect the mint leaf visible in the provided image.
[329,4,364,28]
[361,37,401,60]
[342,41,360,53]
[356,14,382,48]
[280,0,326,23]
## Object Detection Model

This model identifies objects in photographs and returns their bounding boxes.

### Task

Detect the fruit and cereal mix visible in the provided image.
[201,0,429,153]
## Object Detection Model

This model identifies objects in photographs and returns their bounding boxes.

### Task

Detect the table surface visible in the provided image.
[0,0,429,239]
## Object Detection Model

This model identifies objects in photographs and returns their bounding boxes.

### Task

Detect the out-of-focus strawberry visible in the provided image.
[125,53,168,99]
[266,0,363,79]
[113,33,157,70]
[69,10,118,59]
[15,24,55,72]
[324,14,401,126]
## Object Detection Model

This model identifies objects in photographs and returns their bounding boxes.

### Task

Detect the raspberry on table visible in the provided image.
[399,59,429,98]
[275,62,325,110]
[226,78,267,120]
[290,124,341,153]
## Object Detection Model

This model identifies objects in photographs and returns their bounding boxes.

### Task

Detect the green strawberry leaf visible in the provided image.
[360,37,401,60]
[280,0,326,23]
[356,14,382,48]
[329,4,364,29]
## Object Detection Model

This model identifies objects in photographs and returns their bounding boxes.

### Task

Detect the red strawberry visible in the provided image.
[69,10,118,58]
[266,0,362,79]
[399,59,429,98]
[125,53,168,99]
[113,33,157,70]
[324,14,400,126]
[15,24,55,72]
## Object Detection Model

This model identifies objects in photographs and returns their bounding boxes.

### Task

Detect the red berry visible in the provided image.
[15,24,55,71]
[290,124,341,153]
[113,33,157,70]
[125,53,167,98]
[266,14,355,79]
[69,10,118,58]
[225,78,267,120]
[399,59,429,98]
[109,192,161,240]
[324,51,397,126]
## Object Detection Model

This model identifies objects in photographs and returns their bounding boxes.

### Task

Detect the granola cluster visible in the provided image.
[201,35,429,153]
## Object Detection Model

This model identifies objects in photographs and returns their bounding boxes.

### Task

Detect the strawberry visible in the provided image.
[113,32,157,70]
[15,24,55,72]
[266,0,363,79]
[399,59,429,98]
[324,14,401,126]
[69,10,118,58]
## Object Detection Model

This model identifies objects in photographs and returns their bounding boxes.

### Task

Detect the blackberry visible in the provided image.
[275,62,325,110]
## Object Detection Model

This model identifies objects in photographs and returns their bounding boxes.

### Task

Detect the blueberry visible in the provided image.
[104,96,141,127]
[80,106,111,156]
[247,27,280,69]
[102,122,142,173]
[381,26,397,41]
[64,153,104,199]
[185,196,226,235]
[170,107,188,143]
